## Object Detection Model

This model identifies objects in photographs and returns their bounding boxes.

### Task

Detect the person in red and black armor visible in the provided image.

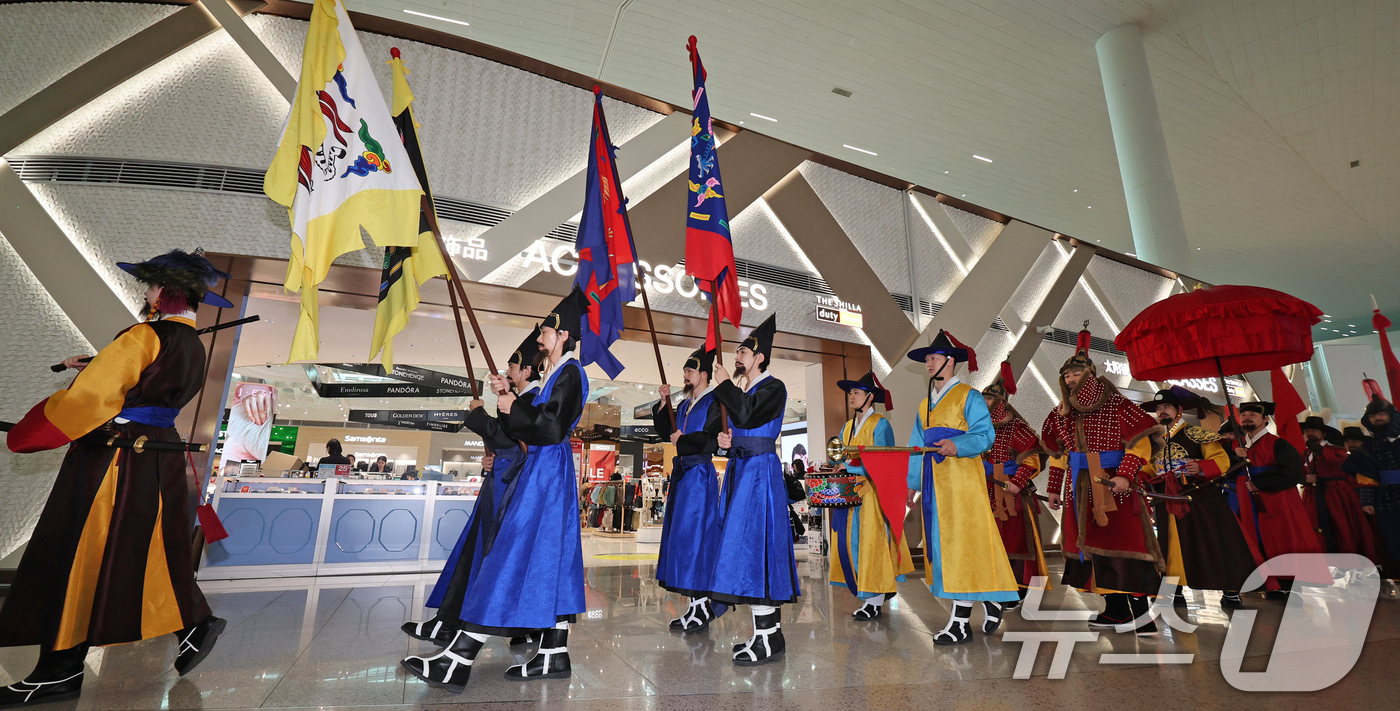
[981,362,1048,608]
[1041,326,1166,635]
[1143,387,1256,610]
[1298,414,1378,562]
[1220,402,1325,599]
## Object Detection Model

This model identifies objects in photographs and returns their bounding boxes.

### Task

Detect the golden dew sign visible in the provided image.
[815,296,863,329]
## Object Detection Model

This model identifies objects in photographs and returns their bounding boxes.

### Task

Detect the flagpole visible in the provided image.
[708,289,730,432]
[442,262,481,399]
[421,194,499,381]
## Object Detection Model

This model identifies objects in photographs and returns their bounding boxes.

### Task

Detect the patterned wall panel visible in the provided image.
[908,197,968,305]
[942,202,1004,257]
[22,183,380,316]
[1051,282,1117,341]
[1085,255,1175,323]
[12,33,290,169]
[0,1,177,116]
[798,161,910,294]
[244,15,664,211]
[1005,242,1068,325]
[0,237,93,559]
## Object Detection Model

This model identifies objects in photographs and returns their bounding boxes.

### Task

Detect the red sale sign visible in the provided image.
[587,446,617,483]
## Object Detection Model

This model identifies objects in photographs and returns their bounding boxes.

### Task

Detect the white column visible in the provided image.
[1096,25,1192,273]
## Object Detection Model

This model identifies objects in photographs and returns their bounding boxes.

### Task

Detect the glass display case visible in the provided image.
[200,475,477,579]
[336,481,428,496]
[223,478,326,495]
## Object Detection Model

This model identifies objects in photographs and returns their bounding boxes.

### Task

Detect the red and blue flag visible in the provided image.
[573,87,638,378]
[684,36,742,350]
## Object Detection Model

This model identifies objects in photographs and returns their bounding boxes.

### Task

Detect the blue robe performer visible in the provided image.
[403,327,542,647]
[651,346,726,631]
[0,250,234,708]
[905,330,1020,645]
[402,288,589,691]
[828,371,914,620]
[709,314,800,665]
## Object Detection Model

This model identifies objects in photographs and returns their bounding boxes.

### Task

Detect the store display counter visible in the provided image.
[199,477,477,579]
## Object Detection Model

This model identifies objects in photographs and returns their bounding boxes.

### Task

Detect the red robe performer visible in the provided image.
[1224,403,1327,596]
[1041,326,1166,634]
[1299,415,1378,561]
[981,362,1048,605]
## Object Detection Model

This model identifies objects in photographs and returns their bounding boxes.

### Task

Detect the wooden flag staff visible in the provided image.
[420,193,495,399]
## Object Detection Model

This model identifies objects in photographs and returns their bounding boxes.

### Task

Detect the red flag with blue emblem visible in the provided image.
[573,87,638,378]
[684,36,742,350]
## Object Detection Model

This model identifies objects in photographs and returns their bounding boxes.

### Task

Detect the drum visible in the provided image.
[805,475,863,508]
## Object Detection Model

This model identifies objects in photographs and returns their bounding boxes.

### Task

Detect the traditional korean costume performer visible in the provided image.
[828,371,914,620]
[404,327,542,647]
[402,289,589,691]
[708,315,800,665]
[904,331,1020,645]
[981,362,1049,607]
[1299,415,1377,561]
[0,250,235,708]
[1143,388,1256,609]
[651,346,725,630]
[1223,402,1326,596]
[1041,326,1166,634]
[1345,396,1400,579]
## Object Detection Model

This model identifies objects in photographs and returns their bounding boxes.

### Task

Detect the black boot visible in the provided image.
[0,644,87,710]
[175,616,227,676]
[981,601,1005,635]
[852,600,882,620]
[1004,587,1027,611]
[506,626,571,680]
[402,617,457,645]
[1220,591,1245,609]
[733,608,785,665]
[1128,595,1158,636]
[508,632,538,647]
[934,601,974,645]
[400,629,484,693]
[1089,594,1132,628]
[670,597,717,631]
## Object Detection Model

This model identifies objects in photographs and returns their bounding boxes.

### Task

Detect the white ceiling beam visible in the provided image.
[463,111,693,281]
[200,0,296,101]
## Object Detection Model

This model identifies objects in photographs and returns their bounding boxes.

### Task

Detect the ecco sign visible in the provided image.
[521,243,769,311]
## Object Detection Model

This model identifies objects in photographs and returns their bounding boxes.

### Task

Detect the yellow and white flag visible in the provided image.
[369,49,449,371]
[264,0,423,362]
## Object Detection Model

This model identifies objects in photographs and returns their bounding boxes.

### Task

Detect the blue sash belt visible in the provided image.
[117,406,180,428]
[1379,470,1400,486]
[1068,450,1125,498]
[920,426,966,464]
[671,453,713,479]
[729,437,777,458]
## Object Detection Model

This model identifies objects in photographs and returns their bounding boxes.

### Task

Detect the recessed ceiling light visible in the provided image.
[749,113,777,122]
[843,144,877,156]
[1087,206,1092,209]
[1126,252,1137,257]
[404,9,470,26]
[944,171,949,174]
[1073,189,1078,192]
[973,155,993,163]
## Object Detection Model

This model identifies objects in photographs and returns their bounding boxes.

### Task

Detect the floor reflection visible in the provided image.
[0,533,1394,709]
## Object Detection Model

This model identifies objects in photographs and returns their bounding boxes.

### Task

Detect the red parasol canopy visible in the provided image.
[1114,284,1323,381]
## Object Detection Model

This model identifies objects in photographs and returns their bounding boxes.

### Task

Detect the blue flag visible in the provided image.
[573,88,638,378]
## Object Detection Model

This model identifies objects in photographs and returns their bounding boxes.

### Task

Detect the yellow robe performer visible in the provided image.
[828,372,916,619]
[904,330,1019,645]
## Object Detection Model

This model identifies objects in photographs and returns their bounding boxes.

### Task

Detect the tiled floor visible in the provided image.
[1,532,1395,710]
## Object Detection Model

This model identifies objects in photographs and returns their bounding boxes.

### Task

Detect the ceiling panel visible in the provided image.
[323,0,1397,331]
